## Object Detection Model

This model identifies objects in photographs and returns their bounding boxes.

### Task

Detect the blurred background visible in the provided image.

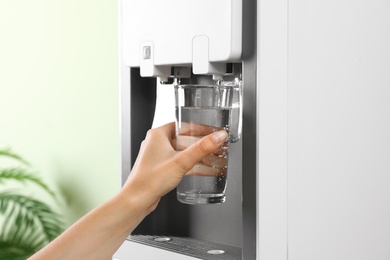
[0,0,119,226]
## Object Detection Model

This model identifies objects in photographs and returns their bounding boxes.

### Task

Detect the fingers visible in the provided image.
[175,135,200,151]
[155,122,176,140]
[175,135,228,156]
[178,122,223,136]
[173,130,228,174]
[200,153,228,168]
[186,163,227,177]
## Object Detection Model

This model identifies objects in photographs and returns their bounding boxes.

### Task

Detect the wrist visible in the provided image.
[117,181,161,220]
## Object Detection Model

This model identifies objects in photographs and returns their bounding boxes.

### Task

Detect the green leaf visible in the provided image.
[0,192,64,257]
[0,148,30,166]
[0,168,56,198]
[0,240,35,260]
[0,149,64,259]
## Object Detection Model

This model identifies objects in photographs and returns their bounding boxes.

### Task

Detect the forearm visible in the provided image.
[28,124,227,259]
[29,190,153,260]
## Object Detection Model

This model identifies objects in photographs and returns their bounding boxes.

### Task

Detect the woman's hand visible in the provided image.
[121,122,228,214]
[175,122,229,177]
[29,122,227,260]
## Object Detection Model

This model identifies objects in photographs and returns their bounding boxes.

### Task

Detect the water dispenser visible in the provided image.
[115,0,257,259]
[114,0,390,259]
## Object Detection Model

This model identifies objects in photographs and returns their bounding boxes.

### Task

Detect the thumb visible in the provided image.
[174,130,228,173]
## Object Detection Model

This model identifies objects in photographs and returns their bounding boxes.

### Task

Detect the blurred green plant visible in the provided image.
[0,148,64,259]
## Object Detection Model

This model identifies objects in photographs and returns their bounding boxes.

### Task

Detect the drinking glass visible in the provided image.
[175,80,241,204]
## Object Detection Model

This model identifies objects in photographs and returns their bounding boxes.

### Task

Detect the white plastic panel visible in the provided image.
[256,0,390,259]
[257,0,288,258]
[287,0,390,259]
[113,240,200,260]
[121,0,242,70]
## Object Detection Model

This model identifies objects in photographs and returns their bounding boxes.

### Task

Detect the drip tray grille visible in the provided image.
[127,235,242,260]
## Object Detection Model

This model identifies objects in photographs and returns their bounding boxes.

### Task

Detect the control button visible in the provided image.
[143,46,151,60]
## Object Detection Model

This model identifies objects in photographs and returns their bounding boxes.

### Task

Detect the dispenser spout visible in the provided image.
[213,74,223,81]
[158,76,168,84]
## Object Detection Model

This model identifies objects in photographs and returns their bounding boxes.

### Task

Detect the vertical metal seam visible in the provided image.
[286,0,290,258]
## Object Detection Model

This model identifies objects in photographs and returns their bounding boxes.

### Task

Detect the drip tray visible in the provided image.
[127,235,242,260]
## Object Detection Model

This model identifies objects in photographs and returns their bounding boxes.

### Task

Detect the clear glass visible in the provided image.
[175,80,242,205]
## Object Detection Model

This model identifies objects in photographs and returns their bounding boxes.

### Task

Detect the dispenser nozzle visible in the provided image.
[158,76,168,84]
[213,74,223,81]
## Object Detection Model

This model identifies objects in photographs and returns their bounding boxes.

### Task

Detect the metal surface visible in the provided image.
[128,235,242,260]
[120,70,245,253]
[127,72,244,248]
[120,68,156,184]
[120,66,246,250]
[241,0,257,258]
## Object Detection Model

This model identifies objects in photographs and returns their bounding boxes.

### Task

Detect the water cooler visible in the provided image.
[114,0,390,259]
